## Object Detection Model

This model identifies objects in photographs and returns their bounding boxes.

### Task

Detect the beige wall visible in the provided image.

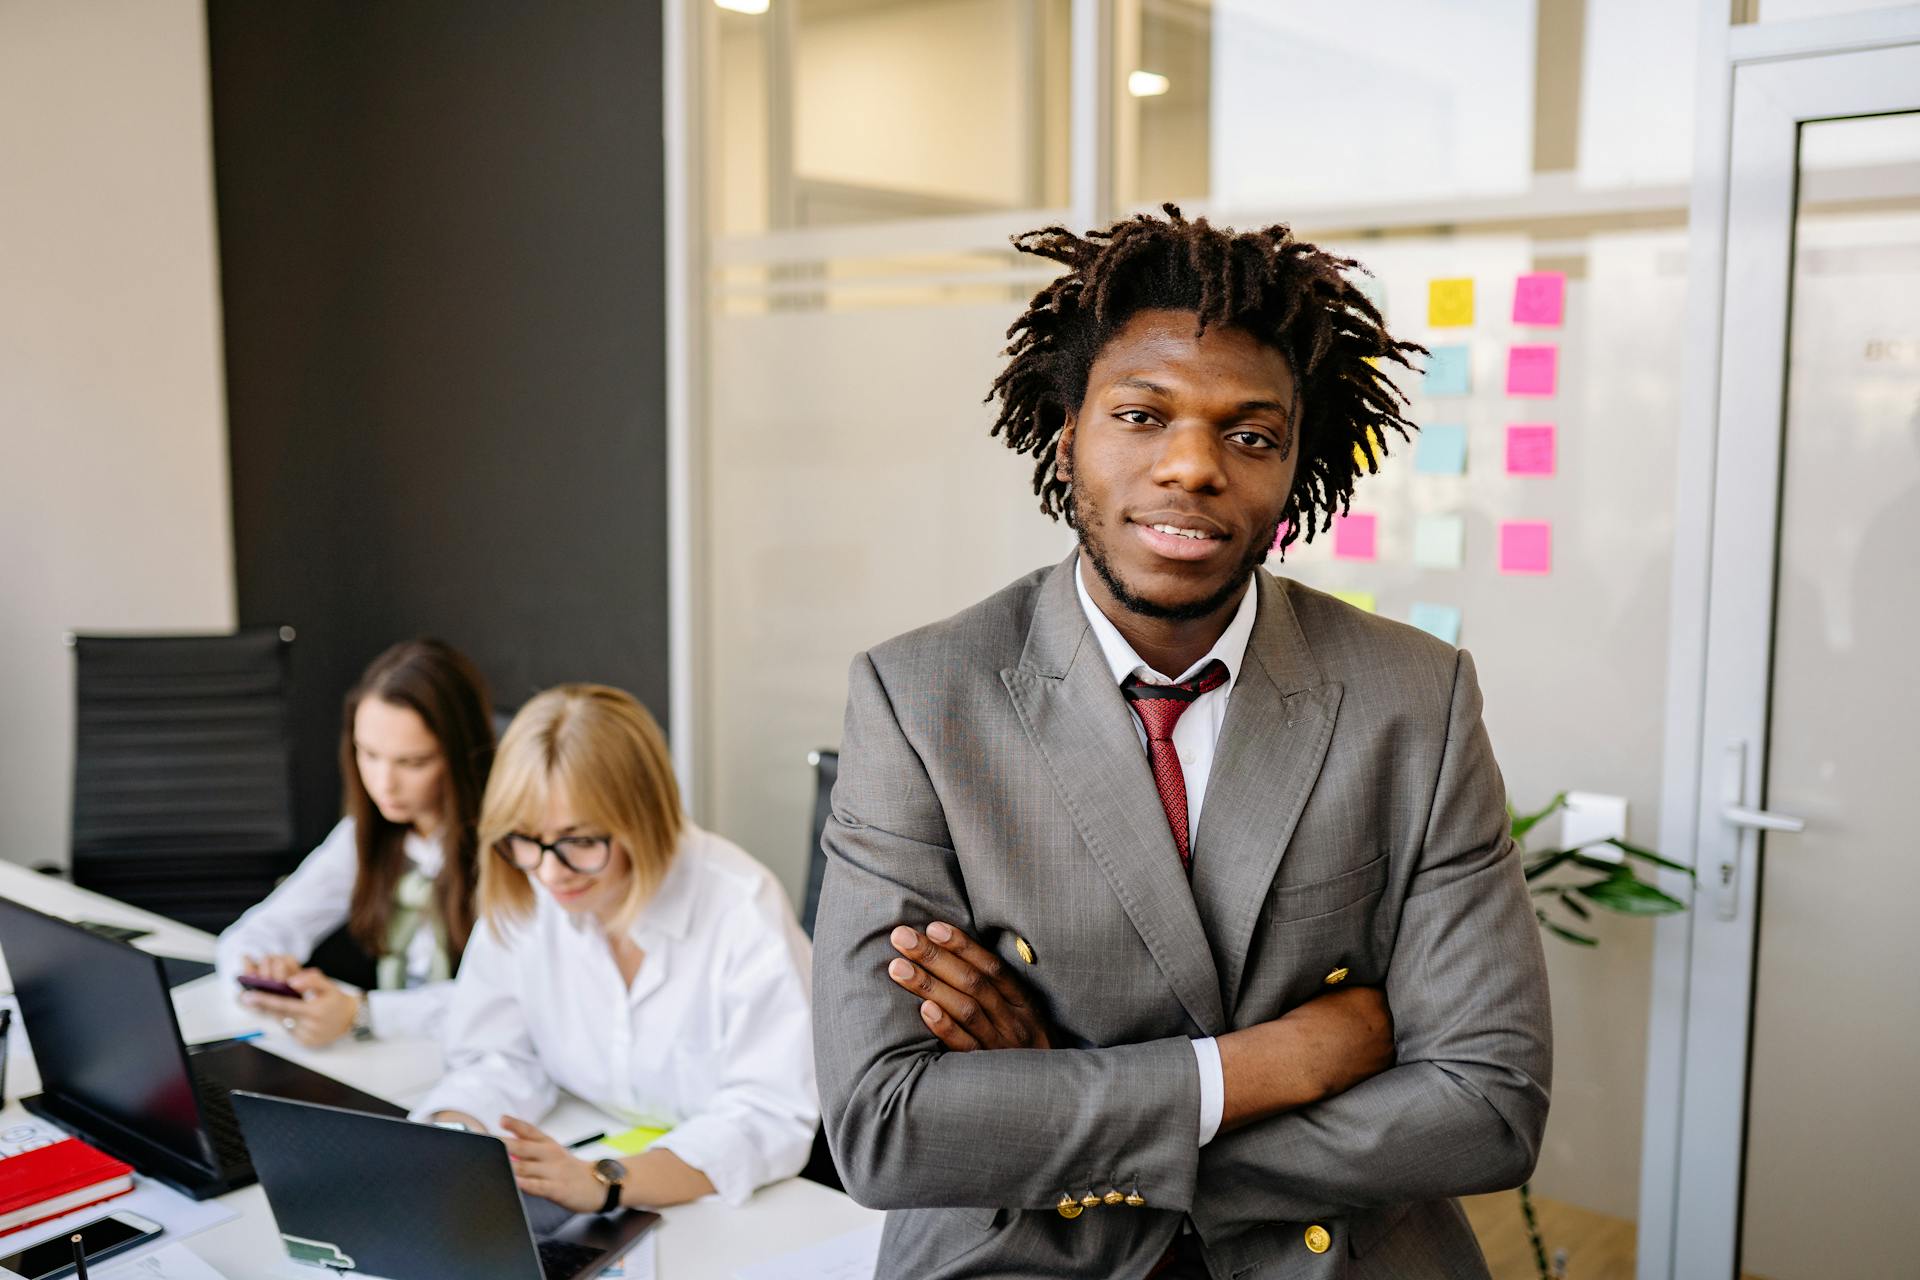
[0,0,235,870]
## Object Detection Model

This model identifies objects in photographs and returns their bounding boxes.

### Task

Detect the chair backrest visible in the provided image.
[800,748,838,939]
[70,629,298,931]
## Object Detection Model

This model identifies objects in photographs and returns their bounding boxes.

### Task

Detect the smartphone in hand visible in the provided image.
[237,972,301,999]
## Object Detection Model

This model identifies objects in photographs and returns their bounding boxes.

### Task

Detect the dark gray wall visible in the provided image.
[208,1,668,851]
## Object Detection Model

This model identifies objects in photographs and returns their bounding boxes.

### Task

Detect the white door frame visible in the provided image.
[1638,13,1920,1280]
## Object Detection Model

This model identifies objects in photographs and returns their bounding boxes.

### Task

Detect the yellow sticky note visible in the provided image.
[1331,590,1377,613]
[1427,278,1474,328]
[605,1124,672,1154]
[1352,426,1384,470]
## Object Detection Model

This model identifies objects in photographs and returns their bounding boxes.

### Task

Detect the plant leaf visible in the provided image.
[1603,837,1696,878]
[1557,890,1591,920]
[1511,792,1569,842]
[1537,913,1600,947]
[1575,871,1688,916]
[1524,849,1576,881]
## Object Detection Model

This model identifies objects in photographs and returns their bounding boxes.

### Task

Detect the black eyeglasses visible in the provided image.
[497,833,614,875]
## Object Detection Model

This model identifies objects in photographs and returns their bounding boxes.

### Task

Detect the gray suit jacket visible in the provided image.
[813,555,1552,1279]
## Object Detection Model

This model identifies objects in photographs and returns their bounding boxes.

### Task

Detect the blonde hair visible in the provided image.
[477,684,683,934]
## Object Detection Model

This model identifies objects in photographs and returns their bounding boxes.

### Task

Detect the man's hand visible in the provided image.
[500,1116,608,1213]
[239,967,361,1047]
[1218,986,1394,1131]
[886,922,1052,1051]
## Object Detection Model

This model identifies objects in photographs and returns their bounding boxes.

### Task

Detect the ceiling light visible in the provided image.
[1128,70,1171,98]
[715,0,770,14]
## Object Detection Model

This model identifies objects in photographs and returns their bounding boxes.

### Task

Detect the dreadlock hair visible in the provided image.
[987,204,1425,553]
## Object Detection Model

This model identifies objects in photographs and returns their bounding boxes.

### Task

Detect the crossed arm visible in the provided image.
[814,649,1552,1222]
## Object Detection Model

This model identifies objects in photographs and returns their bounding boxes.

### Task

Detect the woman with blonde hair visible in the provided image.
[412,684,817,1211]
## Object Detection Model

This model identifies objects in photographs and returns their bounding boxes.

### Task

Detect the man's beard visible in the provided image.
[1074,486,1279,623]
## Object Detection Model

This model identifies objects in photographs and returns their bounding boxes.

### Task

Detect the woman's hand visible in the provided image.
[428,1110,488,1133]
[240,968,360,1047]
[500,1116,608,1213]
[241,952,303,983]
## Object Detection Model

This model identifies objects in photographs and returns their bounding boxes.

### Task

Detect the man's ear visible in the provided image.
[1055,411,1076,483]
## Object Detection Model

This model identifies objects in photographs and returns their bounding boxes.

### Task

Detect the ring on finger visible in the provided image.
[281,1017,297,1032]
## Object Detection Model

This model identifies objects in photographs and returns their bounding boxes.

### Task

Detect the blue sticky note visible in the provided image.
[1423,345,1471,397]
[1415,423,1468,476]
[1410,602,1462,646]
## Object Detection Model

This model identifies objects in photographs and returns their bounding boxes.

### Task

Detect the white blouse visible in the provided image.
[410,823,818,1207]
[215,817,453,1040]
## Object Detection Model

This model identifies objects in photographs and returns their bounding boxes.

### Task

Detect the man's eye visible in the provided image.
[1230,430,1275,448]
[1116,410,1157,426]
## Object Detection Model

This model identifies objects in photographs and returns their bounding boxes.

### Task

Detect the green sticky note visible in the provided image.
[1412,513,1465,570]
[605,1124,672,1154]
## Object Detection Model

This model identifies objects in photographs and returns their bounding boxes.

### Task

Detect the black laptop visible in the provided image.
[231,1093,659,1280]
[0,896,403,1200]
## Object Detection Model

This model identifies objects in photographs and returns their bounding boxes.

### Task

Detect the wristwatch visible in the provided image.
[590,1158,625,1213]
[350,993,376,1042]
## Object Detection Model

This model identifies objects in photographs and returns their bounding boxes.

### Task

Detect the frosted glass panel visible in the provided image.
[1739,112,1920,1280]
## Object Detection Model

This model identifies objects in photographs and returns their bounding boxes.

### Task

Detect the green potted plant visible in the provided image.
[1510,792,1695,1280]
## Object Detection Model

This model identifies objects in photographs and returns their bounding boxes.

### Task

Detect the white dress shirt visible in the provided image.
[409,823,819,1207]
[216,817,452,1040]
[1075,558,1257,1147]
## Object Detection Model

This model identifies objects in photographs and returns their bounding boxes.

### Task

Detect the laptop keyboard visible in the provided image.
[536,1238,604,1280]
[187,1062,252,1171]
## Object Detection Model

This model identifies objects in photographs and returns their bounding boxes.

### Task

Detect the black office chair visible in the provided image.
[800,748,838,939]
[797,748,844,1193]
[68,628,299,933]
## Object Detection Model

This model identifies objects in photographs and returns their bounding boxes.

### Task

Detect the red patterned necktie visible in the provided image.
[1120,659,1229,871]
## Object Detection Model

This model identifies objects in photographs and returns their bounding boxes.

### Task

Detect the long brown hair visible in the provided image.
[339,639,494,966]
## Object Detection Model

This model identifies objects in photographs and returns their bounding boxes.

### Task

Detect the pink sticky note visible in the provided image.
[1499,521,1552,575]
[1333,513,1377,562]
[1506,424,1556,476]
[1512,272,1565,326]
[1506,344,1558,397]
[1268,519,1292,554]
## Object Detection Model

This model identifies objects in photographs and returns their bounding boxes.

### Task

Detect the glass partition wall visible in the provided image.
[690,3,1710,1273]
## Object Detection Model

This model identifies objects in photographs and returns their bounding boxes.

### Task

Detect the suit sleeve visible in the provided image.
[813,652,1206,1213]
[1189,648,1553,1237]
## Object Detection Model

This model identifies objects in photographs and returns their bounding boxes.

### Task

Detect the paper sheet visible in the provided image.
[733,1223,882,1280]
[0,1120,66,1158]
[1426,278,1474,327]
[1412,514,1465,570]
[1331,513,1377,562]
[97,1244,229,1280]
[1511,272,1565,326]
[598,1231,658,1279]
[1421,346,1471,397]
[1505,424,1556,476]
[1409,603,1463,646]
[1414,424,1468,476]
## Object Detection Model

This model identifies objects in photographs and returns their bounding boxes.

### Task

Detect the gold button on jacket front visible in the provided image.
[1304,1224,1332,1254]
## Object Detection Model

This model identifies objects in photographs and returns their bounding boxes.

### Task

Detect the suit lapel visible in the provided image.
[1001,556,1226,1036]
[1189,572,1343,1018]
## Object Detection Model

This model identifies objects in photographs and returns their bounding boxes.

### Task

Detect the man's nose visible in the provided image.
[1151,421,1228,491]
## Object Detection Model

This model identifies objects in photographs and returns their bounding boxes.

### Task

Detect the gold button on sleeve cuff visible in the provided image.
[1056,1193,1082,1219]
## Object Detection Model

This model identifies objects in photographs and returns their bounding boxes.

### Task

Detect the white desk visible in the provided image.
[0,862,879,1279]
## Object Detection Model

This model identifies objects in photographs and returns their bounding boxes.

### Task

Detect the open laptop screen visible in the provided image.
[0,897,208,1166]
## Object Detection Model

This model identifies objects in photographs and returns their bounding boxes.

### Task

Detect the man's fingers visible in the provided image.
[886,957,995,1043]
[920,999,982,1052]
[925,921,1030,1008]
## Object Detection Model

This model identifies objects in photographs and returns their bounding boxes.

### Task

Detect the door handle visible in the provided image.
[1722,804,1806,833]
[1714,743,1808,921]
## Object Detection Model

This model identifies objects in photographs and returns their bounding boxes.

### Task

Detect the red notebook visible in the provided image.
[0,1137,135,1235]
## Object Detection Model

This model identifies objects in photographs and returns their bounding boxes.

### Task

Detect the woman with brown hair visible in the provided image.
[412,683,816,1212]
[215,638,494,1047]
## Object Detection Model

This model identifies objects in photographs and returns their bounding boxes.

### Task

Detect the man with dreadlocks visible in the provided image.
[812,207,1551,1279]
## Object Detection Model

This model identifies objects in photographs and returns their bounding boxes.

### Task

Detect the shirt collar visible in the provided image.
[1074,553,1258,692]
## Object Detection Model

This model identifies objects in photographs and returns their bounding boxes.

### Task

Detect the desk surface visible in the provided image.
[0,861,879,1279]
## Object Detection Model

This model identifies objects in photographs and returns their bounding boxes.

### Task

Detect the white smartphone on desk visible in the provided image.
[0,1210,161,1279]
